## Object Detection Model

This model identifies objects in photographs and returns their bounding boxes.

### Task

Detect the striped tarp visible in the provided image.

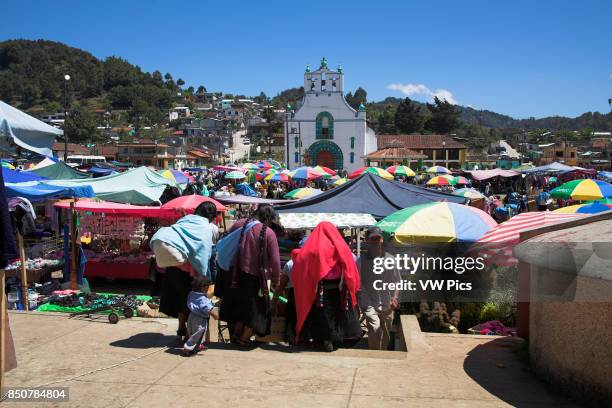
[471,212,586,266]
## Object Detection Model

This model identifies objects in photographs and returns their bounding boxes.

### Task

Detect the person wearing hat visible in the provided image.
[182,275,219,356]
[357,226,401,350]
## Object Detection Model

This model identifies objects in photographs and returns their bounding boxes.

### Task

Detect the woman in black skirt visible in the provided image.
[157,202,218,339]
[291,222,362,352]
[218,205,281,346]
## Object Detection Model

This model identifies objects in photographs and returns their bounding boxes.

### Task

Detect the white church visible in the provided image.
[284,58,377,173]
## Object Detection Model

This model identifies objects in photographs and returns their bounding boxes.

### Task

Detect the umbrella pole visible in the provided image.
[356,228,361,257]
[17,232,28,311]
[70,201,78,290]
[0,268,6,390]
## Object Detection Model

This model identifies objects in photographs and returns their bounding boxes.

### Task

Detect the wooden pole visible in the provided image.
[70,202,78,290]
[17,233,28,311]
[1,269,6,391]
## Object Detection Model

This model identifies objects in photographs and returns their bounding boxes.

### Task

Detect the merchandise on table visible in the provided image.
[4,257,63,272]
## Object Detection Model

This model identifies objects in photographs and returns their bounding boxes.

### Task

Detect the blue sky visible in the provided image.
[1,0,611,118]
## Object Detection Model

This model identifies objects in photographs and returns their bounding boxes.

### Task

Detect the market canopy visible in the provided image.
[275,172,467,219]
[160,195,227,213]
[45,166,178,205]
[279,212,377,230]
[5,183,94,202]
[0,100,62,156]
[2,167,47,183]
[28,161,91,180]
[520,162,577,174]
[54,199,171,217]
[215,194,293,205]
[467,168,520,181]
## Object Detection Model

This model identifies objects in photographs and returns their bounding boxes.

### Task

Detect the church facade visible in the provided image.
[284,58,377,173]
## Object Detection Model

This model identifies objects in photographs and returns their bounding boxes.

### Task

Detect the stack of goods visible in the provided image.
[37,292,152,314]
[79,214,146,241]
[468,320,516,336]
[4,258,63,273]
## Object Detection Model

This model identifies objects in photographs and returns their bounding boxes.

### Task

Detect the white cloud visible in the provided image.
[387,83,457,105]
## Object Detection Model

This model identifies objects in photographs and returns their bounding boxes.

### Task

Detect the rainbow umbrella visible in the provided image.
[290,166,323,181]
[377,202,497,244]
[242,163,259,171]
[551,179,612,201]
[1,161,15,170]
[587,197,612,205]
[426,175,456,186]
[333,177,349,186]
[266,159,282,169]
[268,173,290,183]
[264,168,278,176]
[348,167,394,180]
[160,169,189,184]
[426,166,451,174]
[313,165,336,176]
[257,160,273,169]
[453,188,485,199]
[386,165,416,177]
[284,187,322,199]
[553,201,612,214]
[548,177,558,183]
[225,170,247,180]
[454,176,470,185]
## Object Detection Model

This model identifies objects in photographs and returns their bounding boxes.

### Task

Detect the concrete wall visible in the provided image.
[528,271,612,406]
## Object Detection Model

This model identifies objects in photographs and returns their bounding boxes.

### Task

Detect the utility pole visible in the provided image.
[63,74,71,161]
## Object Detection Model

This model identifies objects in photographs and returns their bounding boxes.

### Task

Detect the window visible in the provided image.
[294,136,299,148]
[316,112,334,139]
[294,152,299,163]
[422,149,433,160]
[350,152,354,163]
[350,137,355,149]
[448,149,459,160]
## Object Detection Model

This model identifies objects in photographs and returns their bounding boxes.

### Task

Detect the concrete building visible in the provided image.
[540,141,578,166]
[116,140,173,168]
[284,58,376,172]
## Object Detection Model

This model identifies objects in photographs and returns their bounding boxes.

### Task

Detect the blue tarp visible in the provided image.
[5,183,95,202]
[2,167,47,183]
[0,100,62,156]
[88,166,115,176]
[236,183,258,197]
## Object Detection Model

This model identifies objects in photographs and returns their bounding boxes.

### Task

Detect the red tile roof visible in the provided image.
[377,134,466,149]
[188,150,211,159]
[52,142,89,154]
[364,147,427,160]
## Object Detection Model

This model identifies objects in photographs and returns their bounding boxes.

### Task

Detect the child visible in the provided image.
[182,276,218,356]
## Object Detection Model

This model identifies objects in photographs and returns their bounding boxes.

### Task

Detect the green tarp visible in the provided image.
[47,166,178,205]
[29,161,91,180]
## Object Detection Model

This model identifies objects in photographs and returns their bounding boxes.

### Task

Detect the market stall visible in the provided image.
[53,197,227,280]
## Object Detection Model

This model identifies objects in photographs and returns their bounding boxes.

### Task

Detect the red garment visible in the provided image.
[291,222,360,340]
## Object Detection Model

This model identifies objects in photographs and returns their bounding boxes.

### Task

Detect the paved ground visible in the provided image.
[3,312,580,408]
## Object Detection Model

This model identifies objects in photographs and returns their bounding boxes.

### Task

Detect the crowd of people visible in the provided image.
[149,201,402,356]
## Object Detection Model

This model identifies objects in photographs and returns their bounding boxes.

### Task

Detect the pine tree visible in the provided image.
[394,98,425,133]
[425,97,460,134]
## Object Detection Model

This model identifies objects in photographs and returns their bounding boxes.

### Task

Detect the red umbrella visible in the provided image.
[182,171,196,183]
[161,195,227,214]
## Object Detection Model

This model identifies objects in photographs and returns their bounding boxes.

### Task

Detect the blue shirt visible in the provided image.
[186,291,213,318]
[150,214,214,277]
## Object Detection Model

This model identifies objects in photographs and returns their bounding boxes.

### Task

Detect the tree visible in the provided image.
[196,85,206,95]
[377,106,397,134]
[394,98,425,133]
[176,78,185,87]
[425,96,460,134]
[345,87,367,110]
[164,72,173,82]
[64,103,99,143]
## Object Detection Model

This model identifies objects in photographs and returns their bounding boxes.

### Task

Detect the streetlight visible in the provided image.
[442,140,447,167]
[63,74,71,162]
